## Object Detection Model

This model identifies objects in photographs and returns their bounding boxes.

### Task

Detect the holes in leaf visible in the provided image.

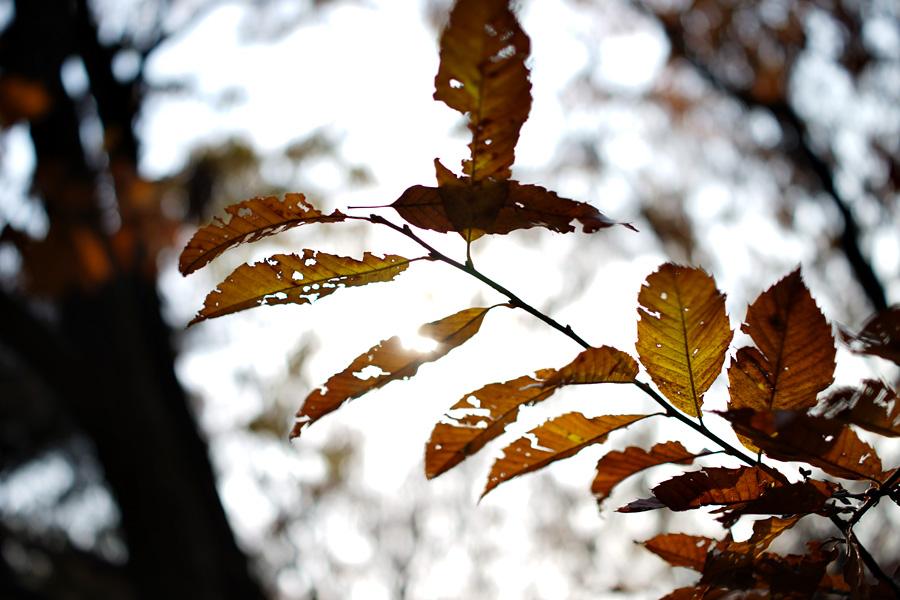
[449,78,464,89]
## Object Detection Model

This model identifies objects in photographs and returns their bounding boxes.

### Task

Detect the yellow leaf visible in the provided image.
[291,306,501,438]
[636,263,733,417]
[434,0,531,181]
[425,346,637,479]
[727,268,835,412]
[179,193,345,275]
[482,412,654,498]
[190,251,420,324]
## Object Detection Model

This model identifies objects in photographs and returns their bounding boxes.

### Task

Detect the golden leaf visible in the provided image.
[636,263,733,417]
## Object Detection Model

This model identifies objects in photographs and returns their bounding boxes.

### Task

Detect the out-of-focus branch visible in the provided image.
[634,1,888,312]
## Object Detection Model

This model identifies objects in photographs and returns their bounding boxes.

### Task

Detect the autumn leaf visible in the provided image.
[636,263,733,417]
[291,306,500,438]
[727,269,836,413]
[426,346,637,479]
[190,250,421,324]
[482,412,655,498]
[840,305,900,365]
[179,193,346,275]
[391,176,631,241]
[721,409,886,482]
[434,0,531,181]
[592,441,713,506]
[725,516,802,557]
[643,533,716,571]
[818,380,899,438]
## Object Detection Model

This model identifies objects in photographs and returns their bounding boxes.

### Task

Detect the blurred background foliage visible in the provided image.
[0,0,897,598]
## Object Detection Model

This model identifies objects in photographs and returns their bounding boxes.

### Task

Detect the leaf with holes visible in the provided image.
[435,0,531,181]
[426,346,637,479]
[840,305,900,365]
[818,380,900,438]
[727,269,835,413]
[636,263,733,417]
[291,306,500,438]
[179,193,346,275]
[190,251,422,324]
[720,409,886,482]
[482,412,654,498]
[592,441,713,506]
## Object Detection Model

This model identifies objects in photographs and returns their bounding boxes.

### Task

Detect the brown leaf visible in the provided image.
[434,0,531,181]
[592,441,712,506]
[728,269,836,413]
[840,306,900,365]
[390,178,632,240]
[179,193,346,275]
[636,263,733,416]
[715,479,838,528]
[291,306,499,438]
[643,533,716,571]
[482,412,654,498]
[426,346,637,479]
[819,380,900,438]
[721,409,885,482]
[726,516,801,557]
[190,251,420,324]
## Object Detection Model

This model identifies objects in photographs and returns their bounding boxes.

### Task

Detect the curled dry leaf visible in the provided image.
[840,305,900,365]
[727,269,836,413]
[636,263,733,417]
[818,379,899,438]
[434,0,531,181]
[591,441,713,506]
[391,176,632,241]
[191,250,420,324]
[291,306,500,438]
[482,412,654,498]
[721,409,886,482]
[426,346,637,479]
[179,193,345,275]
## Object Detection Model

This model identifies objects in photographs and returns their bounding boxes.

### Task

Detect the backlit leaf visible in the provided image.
[725,516,802,557]
[291,306,498,438]
[482,412,654,497]
[426,346,636,479]
[391,178,631,240]
[643,533,715,571]
[840,305,900,365]
[191,251,420,324]
[818,380,900,438]
[721,409,886,482]
[435,0,531,181]
[592,441,713,506]
[637,264,733,416]
[179,193,346,275]
[727,269,835,413]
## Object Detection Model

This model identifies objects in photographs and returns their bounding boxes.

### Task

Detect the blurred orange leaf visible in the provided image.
[727,269,835,413]
[840,306,900,366]
[819,379,899,438]
[292,306,499,438]
[0,74,52,125]
[191,251,421,324]
[482,412,654,497]
[435,0,531,181]
[636,263,733,417]
[591,441,712,506]
[179,193,346,275]
[426,346,637,479]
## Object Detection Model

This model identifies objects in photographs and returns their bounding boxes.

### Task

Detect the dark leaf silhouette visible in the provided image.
[721,409,886,482]
[818,379,899,438]
[727,269,836,413]
[434,0,531,181]
[840,305,900,365]
[426,345,637,479]
[591,441,712,506]
[179,193,346,275]
[391,175,631,240]
[291,306,499,437]
[191,251,422,324]
[483,412,653,497]
[643,533,716,571]
[636,263,733,416]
